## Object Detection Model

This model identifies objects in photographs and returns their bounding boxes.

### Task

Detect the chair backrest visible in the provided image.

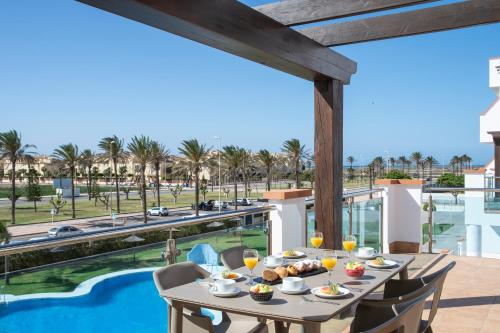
[153,262,213,333]
[361,287,436,333]
[220,246,247,270]
[153,261,209,292]
[187,244,219,266]
[422,261,456,325]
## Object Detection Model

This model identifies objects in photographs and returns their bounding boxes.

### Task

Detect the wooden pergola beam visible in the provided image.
[77,0,356,83]
[254,0,436,26]
[300,0,500,46]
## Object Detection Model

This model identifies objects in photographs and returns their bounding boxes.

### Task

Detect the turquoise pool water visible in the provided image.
[0,271,196,333]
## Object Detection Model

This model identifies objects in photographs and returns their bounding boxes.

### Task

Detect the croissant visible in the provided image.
[274,266,288,279]
[287,265,299,276]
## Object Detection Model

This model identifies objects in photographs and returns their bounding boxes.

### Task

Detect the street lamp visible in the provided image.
[109,140,115,218]
[214,136,222,213]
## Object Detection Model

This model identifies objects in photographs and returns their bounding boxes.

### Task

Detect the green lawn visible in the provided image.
[0,184,121,199]
[0,190,264,225]
[2,228,267,295]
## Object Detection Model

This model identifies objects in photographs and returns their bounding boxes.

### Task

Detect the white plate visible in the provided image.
[278,285,309,295]
[278,251,306,259]
[366,259,398,268]
[211,272,244,281]
[311,286,350,299]
[209,287,241,298]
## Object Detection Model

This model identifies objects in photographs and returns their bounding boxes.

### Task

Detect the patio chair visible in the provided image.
[153,262,268,333]
[187,244,219,267]
[363,261,456,333]
[349,286,435,333]
[220,246,247,270]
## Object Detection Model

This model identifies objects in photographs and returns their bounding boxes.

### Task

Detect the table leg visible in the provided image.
[301,322,321,333]
[170,300,183,333]
[399,267,409,280]
[274,321,290,333]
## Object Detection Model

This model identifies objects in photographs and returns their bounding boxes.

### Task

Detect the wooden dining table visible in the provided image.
[161,249,414,333]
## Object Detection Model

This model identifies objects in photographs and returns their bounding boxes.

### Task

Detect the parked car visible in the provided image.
[237,198,253,206]
[147,207,169,216]
[192,201,214,211]
[213,200,228,209]
[48,225,84,237]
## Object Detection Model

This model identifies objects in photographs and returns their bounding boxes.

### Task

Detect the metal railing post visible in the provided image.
[378,200,383,253]
[428,194,433,254]
[348,197,354,236]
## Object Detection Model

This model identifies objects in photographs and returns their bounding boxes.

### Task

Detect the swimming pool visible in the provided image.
[0,270,214,333]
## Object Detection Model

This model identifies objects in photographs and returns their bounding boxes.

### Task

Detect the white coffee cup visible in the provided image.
[212,279,236,293]
[358,247,376,257]
[264,255,283,266]
[282,277,304,291]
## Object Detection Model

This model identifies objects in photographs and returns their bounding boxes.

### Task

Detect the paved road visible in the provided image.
[8,202,266,242]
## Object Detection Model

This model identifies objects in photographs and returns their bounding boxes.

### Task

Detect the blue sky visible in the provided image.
[0,1,499,165]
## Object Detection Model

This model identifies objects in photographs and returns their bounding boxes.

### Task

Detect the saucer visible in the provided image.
[263,260,284,268]
[209,287,241,298]
[277,285,309,295]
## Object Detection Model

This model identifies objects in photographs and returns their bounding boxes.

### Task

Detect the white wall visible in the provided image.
[381,184,422,252]
[268,197,306,254]
[489,57,500,95]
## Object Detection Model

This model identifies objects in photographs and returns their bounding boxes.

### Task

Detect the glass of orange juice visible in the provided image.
[243,249,259,285]
[310,231,324,259]
[343,234,357,259]
[321,249,337,279]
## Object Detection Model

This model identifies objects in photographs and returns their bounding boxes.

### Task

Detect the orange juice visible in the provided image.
[321,257,337,270]
[244,257,258,270]
[310,237,323,249]
[343,240,356,252]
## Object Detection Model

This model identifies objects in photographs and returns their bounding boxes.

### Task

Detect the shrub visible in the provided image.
[384,170,411,180]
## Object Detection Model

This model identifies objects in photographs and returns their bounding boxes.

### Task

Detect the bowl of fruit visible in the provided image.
[344,261,365,278]
[249,284,274,302]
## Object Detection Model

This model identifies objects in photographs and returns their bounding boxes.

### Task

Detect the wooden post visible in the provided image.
[314,79,343,250]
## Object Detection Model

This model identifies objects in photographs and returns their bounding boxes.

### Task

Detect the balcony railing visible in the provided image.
[422,186,500,256]
[0,207,273,299]
[306,188,384,251]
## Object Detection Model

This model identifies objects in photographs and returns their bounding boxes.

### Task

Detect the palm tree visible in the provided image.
[450,155,460,175]
[178,139,211,216]
[282,138,308,189]
[425,156,438,181]
[346,156,354,169]
[79,149,95,201]
[128,135,152,223]
[397,156,407,172]
[461,154,472,170]
[257,149,276,191]
[53,143,79,218]
[149,140,169,207]
[411,152,423,178]
[0,130,36,224]
[98,136,125,213]
[388,157,396,171]
[241,149,253,197]
[372,156,385,177]
[221,145,244,210]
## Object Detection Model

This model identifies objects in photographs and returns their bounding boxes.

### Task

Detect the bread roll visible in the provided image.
[274,266,288,279]
[293,262,306,273]
[262,269,279,282]
[287,265,299,276]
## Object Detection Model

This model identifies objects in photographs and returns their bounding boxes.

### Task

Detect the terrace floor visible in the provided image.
[269,254,499,333]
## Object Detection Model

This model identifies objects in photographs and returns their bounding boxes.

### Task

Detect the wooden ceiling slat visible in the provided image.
[254,0,437,26]
[299,0,500,46]
[77,0,356,83]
